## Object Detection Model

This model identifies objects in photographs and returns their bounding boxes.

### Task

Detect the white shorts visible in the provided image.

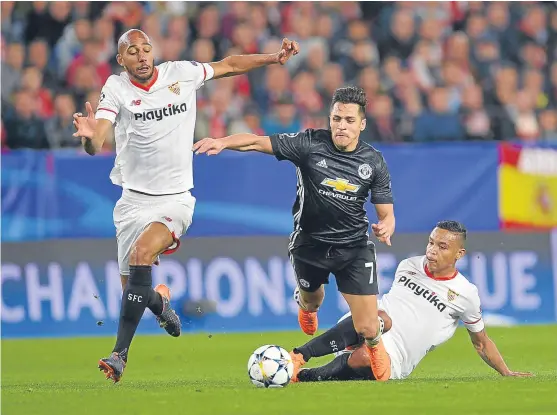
[113,189,196,275]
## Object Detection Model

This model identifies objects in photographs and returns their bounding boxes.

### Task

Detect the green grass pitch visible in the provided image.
[2,325,557,415]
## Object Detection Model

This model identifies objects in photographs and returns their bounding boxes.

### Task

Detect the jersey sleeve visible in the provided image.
[269,130,312,166]
[175,61,215,90]
[95,77,122,124]
[460,286,485,333]
[370,153,394,204]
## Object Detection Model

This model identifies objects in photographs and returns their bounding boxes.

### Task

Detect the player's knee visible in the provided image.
[129,242,155,266]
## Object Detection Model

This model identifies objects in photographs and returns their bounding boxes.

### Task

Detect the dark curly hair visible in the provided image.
[330,86,367,116]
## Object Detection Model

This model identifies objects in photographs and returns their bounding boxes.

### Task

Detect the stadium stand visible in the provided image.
[1,1,557,150]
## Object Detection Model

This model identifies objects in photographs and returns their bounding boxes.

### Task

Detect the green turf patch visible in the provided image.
[2,326,556,415]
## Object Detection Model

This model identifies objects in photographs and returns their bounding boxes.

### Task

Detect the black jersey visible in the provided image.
[270,128,394,247]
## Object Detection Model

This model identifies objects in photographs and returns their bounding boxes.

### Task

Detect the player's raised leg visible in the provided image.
[341,293,391,381]
[290,310,390,382]
[99,222,180,383]
[290,253,330,336]
[335,243,392,381]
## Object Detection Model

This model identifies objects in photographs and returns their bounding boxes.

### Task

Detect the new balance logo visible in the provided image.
[317,159,327,168]
[130,99,142,106]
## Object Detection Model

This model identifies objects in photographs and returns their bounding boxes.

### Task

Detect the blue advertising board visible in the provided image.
[1,142,499,242]
[2,232,556,338]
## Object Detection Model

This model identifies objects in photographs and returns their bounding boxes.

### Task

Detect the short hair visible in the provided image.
[436,220,467,241]
[331,86,367,116]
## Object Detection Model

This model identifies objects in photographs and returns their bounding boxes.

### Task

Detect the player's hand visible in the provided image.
[372,219,395,246]
[193,137,226,156]
[275,38,300,65]
[72,102,97,140]
[502,370,534,377]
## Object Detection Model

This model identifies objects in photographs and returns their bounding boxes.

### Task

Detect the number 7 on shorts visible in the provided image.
[365,262,375,284]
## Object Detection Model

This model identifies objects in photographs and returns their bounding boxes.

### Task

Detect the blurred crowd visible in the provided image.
[2,1,557,151]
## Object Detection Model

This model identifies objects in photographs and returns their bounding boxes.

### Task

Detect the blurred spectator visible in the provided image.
[141,13,163,63]
[228,105,265,135]
[465,13,489,44]
[25,2,72,47]
[195,87,236,140]
[93,18,117,66]
[4,89,49,149]
[410,40,441,92]
[261,95,302,135]
[1,42,25,103]
[523,69,549,110]
[363,94,402,143]
[486,2,518,62]
[27,39,58,90]
[549,62,557,108]
[445,32,470,73]
[254,65,292,112]
[104,2,143,32]
[71,64,101,104]
[85,90,101,113]
[191,38,216,65]
[66,39,111,87]
[166,15,190,42]
[1,1,24,43]
[414,87,464,141]
[20,66,54,118]
[3,2,557,149]
[343,40,380,83]
[193,5,223,56]
[379,9,417,60]
[55,17,92,75]
[160,37,186,62]
[319,63,345,103]
[511,89,540,142]
[44,93,80,149]
[398,87,423,141]
[460,84,492,140]
[539,109,557,142]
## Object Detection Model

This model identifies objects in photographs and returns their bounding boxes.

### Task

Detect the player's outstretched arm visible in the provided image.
[208,38,299,79]
[72,102,112,156]
[467,329,533,377]
[194,134,274,156]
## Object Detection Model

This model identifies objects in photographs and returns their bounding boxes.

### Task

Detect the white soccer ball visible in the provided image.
[247,345,294,388]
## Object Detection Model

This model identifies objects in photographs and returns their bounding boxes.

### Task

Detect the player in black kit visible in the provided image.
[193,86,395,381]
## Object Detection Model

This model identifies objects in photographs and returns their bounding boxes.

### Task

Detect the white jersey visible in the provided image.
[379,256,484,379]
[95,61,214,195]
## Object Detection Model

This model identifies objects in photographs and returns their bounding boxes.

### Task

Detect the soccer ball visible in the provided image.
[247,345,294,388]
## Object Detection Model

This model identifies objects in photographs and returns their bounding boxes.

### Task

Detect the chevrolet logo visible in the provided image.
[321,178,360,193]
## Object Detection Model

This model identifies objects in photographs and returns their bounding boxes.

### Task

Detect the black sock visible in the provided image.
[294,315,361,362]
[298,353,374,382]
[112,265,163,360]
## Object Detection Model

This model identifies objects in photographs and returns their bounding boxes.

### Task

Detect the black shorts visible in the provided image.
[288,232,379,296]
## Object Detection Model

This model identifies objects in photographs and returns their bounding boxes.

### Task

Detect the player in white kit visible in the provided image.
[290,221,532,382]
[72,29,300,383]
